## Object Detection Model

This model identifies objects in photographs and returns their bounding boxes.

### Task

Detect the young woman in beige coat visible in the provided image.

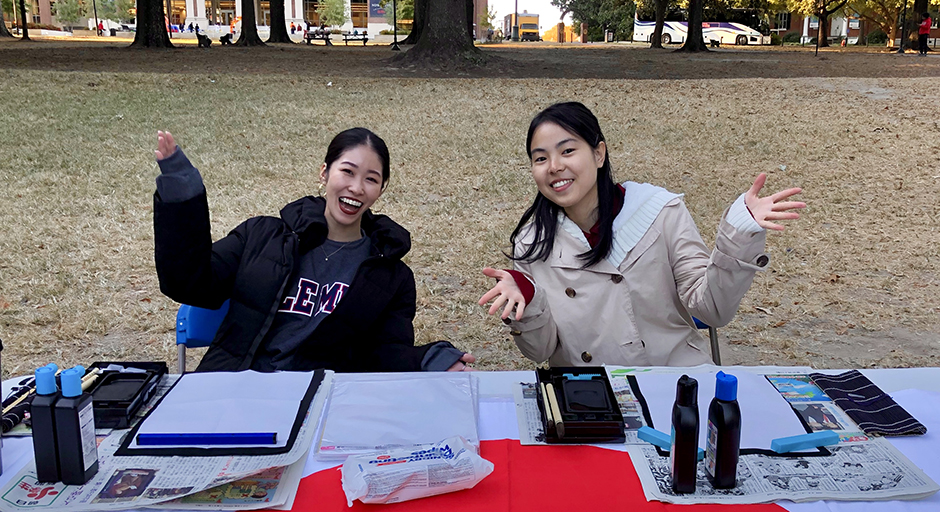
[479,102,805,367]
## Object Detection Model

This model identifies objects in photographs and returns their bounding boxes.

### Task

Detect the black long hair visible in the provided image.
[323,127,391,190]
[510,102,620,268]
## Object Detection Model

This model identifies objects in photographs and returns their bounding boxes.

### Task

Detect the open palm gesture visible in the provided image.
[154,130,178,161]
[744,173,805,231]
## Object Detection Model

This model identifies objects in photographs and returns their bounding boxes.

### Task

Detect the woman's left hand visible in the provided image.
[745,173,806,231]
[447,353,476,372]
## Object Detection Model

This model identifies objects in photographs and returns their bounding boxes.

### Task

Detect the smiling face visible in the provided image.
[528,121,607,230]
[319,144,385,242]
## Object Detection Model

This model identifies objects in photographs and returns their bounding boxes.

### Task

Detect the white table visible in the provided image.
[2,366,939,511]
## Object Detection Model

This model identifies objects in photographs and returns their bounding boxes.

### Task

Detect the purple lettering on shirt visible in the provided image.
[317,282,349,314]
[279,278,319,316]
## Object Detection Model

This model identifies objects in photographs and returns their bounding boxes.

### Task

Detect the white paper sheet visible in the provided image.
[315,372,479,460]
[634,370,807,450]
[130,371,317,449]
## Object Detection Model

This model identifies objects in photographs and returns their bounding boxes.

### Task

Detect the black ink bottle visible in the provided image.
[54,366,99,485]
[705,371,741,489]
[31,363,61,483]
[670,374,699,494]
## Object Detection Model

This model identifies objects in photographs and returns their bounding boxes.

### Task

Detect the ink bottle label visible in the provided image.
[705,419,718,476]
[78,401,97,470]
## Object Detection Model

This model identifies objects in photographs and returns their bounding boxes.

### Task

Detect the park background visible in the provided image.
[1,0,939,376]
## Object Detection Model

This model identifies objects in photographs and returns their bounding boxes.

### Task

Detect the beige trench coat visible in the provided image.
[508,184,769,367]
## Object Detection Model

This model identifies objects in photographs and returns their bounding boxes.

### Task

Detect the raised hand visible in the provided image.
[744,173,806,231]
[154,130,178,161]
[478,267,526,321]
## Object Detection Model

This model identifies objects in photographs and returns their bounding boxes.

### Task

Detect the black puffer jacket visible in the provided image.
[155,192,437,372]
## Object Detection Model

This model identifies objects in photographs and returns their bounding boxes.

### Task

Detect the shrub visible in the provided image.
[379,29,410,36]
[867,29,887,46]
[782,32,801,44]
[770,33,781,45]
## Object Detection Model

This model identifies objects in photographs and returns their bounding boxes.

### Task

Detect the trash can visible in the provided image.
[110,28,117,37]
[605,30,614,42]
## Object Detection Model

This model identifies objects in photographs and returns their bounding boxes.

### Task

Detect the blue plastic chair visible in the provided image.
[176,300,230,373]
[693,317,722,365]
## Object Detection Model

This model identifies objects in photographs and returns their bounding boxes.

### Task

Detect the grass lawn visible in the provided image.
[1,38,938,375]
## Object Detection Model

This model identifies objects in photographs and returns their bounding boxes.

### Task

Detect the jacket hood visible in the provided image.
[279,196,411,260]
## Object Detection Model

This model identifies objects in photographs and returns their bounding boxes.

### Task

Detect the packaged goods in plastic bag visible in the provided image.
[341,436,494,506]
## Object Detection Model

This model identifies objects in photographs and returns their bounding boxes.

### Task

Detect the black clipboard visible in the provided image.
[114,369,324,457]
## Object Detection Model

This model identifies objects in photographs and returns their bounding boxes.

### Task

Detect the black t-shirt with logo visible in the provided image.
[253,236,371,371]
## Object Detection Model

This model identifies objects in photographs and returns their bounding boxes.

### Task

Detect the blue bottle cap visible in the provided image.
[35,363,59,395]
[715,371,738,401]
[60,365,86,398]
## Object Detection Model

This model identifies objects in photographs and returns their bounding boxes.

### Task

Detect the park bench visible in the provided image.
[305,31,333,46]
[343,32,368,46]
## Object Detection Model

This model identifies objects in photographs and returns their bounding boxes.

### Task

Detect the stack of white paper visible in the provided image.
[315,373,480,461]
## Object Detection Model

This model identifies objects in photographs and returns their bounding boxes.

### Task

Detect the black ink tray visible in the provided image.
[85,361,168,429]
[536,366,625,444]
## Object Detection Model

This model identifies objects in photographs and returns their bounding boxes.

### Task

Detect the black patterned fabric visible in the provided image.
[810,370,927,436]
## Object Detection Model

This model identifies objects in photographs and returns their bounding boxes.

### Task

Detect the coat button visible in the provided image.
[581,351,592,363]
[565,287,576,298]
[756,255,769,267]
[611,275,623,284]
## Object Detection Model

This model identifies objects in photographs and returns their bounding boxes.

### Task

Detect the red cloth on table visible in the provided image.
[284,439,785,511]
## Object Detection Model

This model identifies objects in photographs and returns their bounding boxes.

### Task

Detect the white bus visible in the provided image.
[633,9,771,46]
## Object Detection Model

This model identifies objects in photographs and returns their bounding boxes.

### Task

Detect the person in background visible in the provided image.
[153,128,475,373]
[479,102,805,368]
[919,12,932,57]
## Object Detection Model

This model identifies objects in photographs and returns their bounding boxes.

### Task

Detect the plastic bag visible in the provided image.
[341,436,494,506]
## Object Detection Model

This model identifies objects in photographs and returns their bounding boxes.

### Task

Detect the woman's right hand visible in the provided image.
[154,130,178,161]
[478,267,526,321]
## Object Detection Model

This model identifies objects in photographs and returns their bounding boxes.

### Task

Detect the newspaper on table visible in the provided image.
[0,371,334,512]
[513,366,939,504]
[628,438,939,504]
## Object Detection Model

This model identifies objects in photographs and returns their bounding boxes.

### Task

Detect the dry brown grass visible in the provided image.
[1,39,939,376]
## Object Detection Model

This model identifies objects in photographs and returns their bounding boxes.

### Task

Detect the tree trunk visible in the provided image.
[676,0,708,51]
[235,0,265,45]
[466,0,473,40]
[817,11,829,47]
[0,9,13,37]
[651,0,666,48]
[266,0,292,43]
[130,0,173,47]
[400,0,427,44]
[392,0,486,68]
[17,0,29,40]
[913,0,928,17]
[887,23,897,48]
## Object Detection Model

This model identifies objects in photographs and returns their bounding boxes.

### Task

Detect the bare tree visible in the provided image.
[676,0,707,51]
[130,0,173,47]
[235,0,265,45]
[266,0,293,43]
[0,8,13,37]
[17,0,29,40]
[393,0,486,68]
[651,0,667,48]
[400,0,427,44]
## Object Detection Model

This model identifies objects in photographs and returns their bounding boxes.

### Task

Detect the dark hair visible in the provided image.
[510,102,619,268]
[323,127,391,189]
[924,12,931,18]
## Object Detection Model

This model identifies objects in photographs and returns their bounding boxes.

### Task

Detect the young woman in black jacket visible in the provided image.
[153,128,473,373]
